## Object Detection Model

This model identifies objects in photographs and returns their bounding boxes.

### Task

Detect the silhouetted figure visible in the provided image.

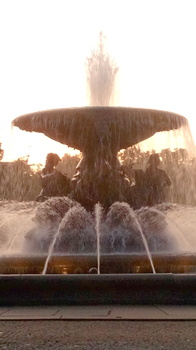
[70,160,131,212]
[96,162,131,211]
[36,153,71,201]
[145,153,171,205]
[129,169,153,209]
[121,163,135,185]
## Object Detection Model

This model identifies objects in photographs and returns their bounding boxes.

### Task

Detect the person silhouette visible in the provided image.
[145,153,171,205]
[36,153,71,201]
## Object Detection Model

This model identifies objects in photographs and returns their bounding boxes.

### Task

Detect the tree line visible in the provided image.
[0,147,196,206]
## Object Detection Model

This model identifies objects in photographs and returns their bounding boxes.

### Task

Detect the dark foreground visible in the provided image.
[1,274,196,306]
[0,320,196,350]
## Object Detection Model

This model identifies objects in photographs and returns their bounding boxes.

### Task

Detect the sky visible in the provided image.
[0,0,196,165]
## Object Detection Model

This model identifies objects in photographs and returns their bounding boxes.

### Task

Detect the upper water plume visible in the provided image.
[86,32,118,106]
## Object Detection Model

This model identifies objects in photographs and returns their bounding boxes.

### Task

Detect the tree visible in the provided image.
[0,157,41,201]
[0,142,4,161]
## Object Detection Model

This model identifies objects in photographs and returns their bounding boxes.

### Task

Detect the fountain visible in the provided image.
[11,106,188,261]
[0,106,196,305]
[1,36,196,305]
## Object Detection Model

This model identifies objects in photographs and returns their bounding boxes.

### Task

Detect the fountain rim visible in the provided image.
[0,273,196,306]
[12,105,188,120]
[12,105,188,151]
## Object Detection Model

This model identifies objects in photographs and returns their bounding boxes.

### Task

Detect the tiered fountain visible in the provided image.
[1,36,196,305]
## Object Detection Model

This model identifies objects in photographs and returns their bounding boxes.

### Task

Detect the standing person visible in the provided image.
[36,153,71,201]
[145,153,171,205]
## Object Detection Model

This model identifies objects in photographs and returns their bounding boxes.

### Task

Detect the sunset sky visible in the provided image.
[0,0,196,165]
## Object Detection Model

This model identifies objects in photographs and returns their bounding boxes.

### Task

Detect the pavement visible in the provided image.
[1,306,196,349]
[0,318,196,350]
[1,305,196,320]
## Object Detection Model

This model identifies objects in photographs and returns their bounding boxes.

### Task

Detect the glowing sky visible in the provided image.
[0,0,196,164]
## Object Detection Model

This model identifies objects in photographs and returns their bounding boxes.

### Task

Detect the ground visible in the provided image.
[0,320,196,349]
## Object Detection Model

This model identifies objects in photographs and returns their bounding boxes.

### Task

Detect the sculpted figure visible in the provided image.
[129,169,152,209]
[145,153,171,205]
[36,153,71,201]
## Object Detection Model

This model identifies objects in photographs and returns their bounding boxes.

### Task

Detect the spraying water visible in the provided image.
[6,209,37,253]
[0,216,14,230]
[86,32,118,106]
[95,203,102,274]
[133,213,156,274]
[106,202,156,273]
[149,207,192,252]
[41,203,96,274]
[42,221,63,275]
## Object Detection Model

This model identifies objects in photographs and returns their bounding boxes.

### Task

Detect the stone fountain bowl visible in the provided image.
[12,107,188,151]
[0,253,196,305]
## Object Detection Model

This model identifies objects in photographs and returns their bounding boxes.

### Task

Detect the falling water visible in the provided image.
[42,217,63,274]
[0,217,14,230]
[95,203,102,274]
[6,210,37,253]
[133,213,156,274]
[150,207,192,252]
[166,217,193,251]
[106,202,156,273]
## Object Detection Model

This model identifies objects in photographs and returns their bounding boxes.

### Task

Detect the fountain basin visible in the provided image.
[1,254,196,274]
[0,273,196,306]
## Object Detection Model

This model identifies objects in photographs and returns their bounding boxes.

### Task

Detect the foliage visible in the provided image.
[119,146,196,205]
[1,148,196,206]
[0,143,4,161]
[0,157,42,201]
[0,153,81,202]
